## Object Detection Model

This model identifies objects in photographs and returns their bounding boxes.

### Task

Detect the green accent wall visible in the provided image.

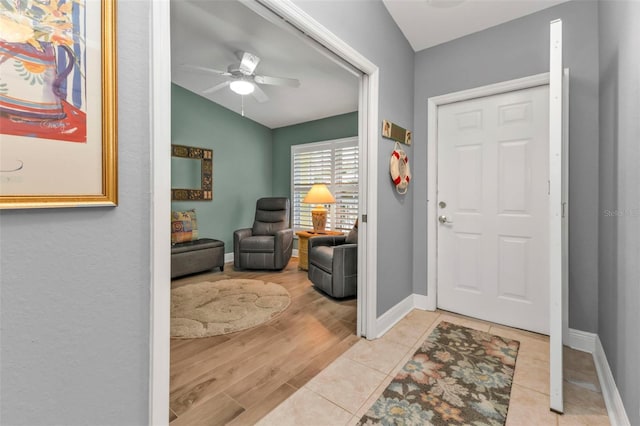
[271,112,358,199]
[171,84,273,252]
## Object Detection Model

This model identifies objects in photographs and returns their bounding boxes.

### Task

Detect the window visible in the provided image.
[291,137,358,232]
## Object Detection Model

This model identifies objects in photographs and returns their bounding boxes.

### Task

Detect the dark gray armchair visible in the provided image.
[234,197,293,270]
[308,221,358,298]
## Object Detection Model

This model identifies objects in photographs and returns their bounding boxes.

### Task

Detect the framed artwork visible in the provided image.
[0,0,117,209]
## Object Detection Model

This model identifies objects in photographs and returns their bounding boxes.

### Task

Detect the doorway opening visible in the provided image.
[426,72,567,331]
[150,1,381,424]
[435,84,551,334]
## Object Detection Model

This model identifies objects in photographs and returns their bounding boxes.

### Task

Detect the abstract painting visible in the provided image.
[0,0,86,142]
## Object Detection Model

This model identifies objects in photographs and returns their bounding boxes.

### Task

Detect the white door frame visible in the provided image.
[149,1,380,424]
[549,18,565,414]
[149,1,172,424]
[426,73,570,328]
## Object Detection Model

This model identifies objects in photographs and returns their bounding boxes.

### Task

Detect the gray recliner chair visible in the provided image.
[233,197,294,270]
[308,220,358,298]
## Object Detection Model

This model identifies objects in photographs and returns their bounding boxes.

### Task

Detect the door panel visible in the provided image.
[454,232,481,292]
[437,85,550,334]
[456,145,483,210]
[498,139,530,213]
[498,236,530,301]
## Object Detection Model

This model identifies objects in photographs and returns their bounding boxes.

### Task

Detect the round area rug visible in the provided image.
[171,278,291,338]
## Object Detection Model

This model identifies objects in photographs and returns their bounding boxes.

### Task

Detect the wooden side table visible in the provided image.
[295,230,343,271]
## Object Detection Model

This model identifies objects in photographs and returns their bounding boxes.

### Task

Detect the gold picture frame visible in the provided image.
[0,0,117,209]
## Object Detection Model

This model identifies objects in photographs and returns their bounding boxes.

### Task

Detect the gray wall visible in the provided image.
[412,0,600,332]
[0,2,151,425]
[293,0,415,316]
[171,84,273,251]
[598,0,640,423]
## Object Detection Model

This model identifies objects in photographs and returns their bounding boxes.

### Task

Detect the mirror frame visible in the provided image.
[171,144,212,201]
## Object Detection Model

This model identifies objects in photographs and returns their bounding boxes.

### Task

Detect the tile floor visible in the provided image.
[257,309,610,426]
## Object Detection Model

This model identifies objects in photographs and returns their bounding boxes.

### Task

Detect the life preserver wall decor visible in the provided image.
[389,141,411,194]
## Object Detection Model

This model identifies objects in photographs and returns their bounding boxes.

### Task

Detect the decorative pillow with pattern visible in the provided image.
[171,209,199,244]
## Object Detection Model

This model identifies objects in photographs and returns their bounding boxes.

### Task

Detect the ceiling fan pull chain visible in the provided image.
[241,95,245,117]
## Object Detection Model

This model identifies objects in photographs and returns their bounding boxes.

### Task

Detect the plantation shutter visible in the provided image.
[333,142,359,231]
[291,137,358,232]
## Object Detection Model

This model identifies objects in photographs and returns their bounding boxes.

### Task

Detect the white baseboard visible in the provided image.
[293,249,299,257]
[373,293,437,339]
[567,328,597,353]
[593,336,631,426]
[413,294,432,311]
[374,294,414,338]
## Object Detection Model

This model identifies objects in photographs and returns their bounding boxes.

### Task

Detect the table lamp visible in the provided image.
[303,183,335,233]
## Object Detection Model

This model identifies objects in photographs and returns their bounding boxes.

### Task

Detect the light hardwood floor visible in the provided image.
[170,258,358,426]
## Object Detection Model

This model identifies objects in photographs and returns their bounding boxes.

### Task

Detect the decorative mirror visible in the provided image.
[171,144,213,201]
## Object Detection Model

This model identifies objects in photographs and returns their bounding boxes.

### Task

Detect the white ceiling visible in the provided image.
[382,0,571,52]
[171,1,359,129]
[172,0,572,129]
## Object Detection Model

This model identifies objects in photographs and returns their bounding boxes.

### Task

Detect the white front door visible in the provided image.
[436,85,550,334]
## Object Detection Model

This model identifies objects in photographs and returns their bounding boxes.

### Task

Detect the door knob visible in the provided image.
[438,215,453,224]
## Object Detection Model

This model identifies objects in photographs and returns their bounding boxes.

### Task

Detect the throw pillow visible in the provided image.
[345,219,359,244]
[171,209,199,244]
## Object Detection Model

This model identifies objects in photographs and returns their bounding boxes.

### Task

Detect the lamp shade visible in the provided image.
[303,184,335,204]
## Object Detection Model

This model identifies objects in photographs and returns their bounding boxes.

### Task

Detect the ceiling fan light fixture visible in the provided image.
[230,80,255,95]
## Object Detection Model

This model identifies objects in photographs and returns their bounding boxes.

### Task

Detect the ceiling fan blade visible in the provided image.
[254,74,300,88]
[238,51,260,75]
[182,64,231,76]
[251,84,269,103]
[202,81,230,94]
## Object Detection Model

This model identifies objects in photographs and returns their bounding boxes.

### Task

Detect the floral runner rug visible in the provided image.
[358,321,520,426]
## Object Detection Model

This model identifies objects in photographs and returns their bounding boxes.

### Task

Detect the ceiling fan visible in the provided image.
[183,51,301,103]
